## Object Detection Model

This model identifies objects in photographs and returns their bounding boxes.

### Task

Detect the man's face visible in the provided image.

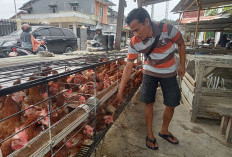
[96,30,101,35]
[129,18,150,41]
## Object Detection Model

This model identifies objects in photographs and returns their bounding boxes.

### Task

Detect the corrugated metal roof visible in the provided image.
[181,16,221,23]
[140,0,170,6]
[172,0,232,13]
[184,17,232,32]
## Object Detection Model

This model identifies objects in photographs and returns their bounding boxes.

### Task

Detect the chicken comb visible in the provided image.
[68,89,72,94]
[104,74,109,79]
[40,109,48,116]
[79,96,86,100]
[14,128,28,142]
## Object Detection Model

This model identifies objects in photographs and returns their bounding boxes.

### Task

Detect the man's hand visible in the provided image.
[178,65,185,78]
[40,40,45,45]
[117,92,124,106]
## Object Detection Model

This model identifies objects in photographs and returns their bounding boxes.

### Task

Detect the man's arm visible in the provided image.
[176,36,186,78]
[117,60,134,103]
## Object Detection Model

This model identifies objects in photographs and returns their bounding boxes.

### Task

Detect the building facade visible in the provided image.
[18,0,116,37]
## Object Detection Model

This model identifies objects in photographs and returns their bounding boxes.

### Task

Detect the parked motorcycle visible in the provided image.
[8,37,48,57]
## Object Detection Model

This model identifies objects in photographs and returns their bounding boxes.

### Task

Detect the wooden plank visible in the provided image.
[220,116,229,135]
[198,95,232,120]
[191,62,205,122]
[202,88,232,97]
[203,67,215,77]
[194,0,201,47]
[181,92,192,112]
[225,118,232,143]
[183,76,195,93]
[185,72,195,86]
[181,80,194,105]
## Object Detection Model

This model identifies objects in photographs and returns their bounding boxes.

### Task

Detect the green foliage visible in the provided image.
[159,19,178,25]
[205,32,215,41]
[222,6,232,14]
[205,9,218,16]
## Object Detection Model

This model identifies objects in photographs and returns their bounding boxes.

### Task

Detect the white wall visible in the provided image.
[215,32,221,46]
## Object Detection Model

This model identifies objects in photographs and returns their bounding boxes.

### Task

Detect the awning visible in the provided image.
[181,16,221,24]
[139,0,170,6]
[183,17,232,32]
[172,0,232,13]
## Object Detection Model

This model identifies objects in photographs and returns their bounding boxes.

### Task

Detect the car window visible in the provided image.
[62,29,75,38]
[49,28,64,36]
[36,28,49,36]
[9,30,22,36]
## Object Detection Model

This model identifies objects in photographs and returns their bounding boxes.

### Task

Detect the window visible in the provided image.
[99,5,103,17]
[35,28,49,36]
[72,5,78,11]
[69,25,73,30]
[52,7,56,13]
[48,5,57,13]
[63,29,75,38]
[49,28,64,36]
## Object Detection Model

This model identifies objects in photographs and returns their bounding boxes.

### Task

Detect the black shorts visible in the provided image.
[140,74,181,107]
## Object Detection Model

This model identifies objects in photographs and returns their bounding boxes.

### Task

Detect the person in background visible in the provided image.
[91,26,103,47]
[206,36,211,44]
[117,8,186,150]
[226,39,232,50]
[218,34,230,47]
[20,24,45,54]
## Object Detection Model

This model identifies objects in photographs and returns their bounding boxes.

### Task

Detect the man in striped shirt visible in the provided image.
[117,8,186,150]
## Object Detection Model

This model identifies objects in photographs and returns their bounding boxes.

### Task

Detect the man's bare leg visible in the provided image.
[145,103,158,148]
[160,106,178,143]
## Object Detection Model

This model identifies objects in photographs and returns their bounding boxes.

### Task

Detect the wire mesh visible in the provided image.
[0,53,143,157]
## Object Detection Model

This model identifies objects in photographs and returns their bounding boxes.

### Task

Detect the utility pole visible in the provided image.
[102,0,104,23]
[115,0,126,50]
[151,4,154,20]
[137,0,142,8]
[14,0,18,19]
[165,1,169,20]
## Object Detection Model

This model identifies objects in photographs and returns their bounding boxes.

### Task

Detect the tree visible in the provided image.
[222,6,232,14]
[205,9,218,16]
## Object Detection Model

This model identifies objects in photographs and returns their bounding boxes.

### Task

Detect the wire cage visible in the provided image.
[0,53,143,157]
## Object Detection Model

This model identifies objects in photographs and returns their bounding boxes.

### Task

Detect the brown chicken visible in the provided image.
[23,110,49,141]
[0,93,23,143]
[0,85,7,120]
[22,83,47,110]
[44,141,71,157]
[67,124,94,156]
[0,128,28,157]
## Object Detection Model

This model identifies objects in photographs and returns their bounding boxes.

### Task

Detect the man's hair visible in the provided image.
[125,8,152,25]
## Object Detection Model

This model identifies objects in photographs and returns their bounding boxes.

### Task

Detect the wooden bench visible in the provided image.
[218,107,232,143]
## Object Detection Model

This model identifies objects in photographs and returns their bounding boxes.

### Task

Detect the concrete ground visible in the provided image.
[92,88,232,157]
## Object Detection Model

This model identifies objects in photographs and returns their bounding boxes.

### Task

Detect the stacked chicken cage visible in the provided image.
[0,53,143,157]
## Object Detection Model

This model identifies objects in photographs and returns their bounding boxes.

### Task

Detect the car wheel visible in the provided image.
[0,52,9,58]
[64,46,73,53]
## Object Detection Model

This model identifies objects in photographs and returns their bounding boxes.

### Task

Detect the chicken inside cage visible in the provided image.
[0,54,143,157]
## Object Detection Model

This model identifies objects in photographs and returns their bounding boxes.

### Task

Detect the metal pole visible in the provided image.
[46,83,53,156]
[93,67,97,157]
[13,0,18,19]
